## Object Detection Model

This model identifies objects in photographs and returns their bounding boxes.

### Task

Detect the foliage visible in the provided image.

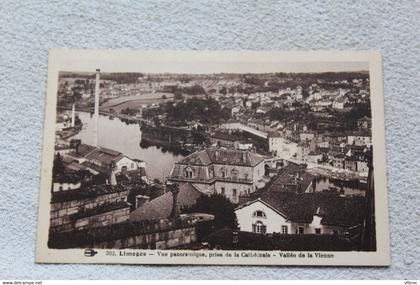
[71,201,130,221]
[165,97,231,124]
[52,153,65,177]
[174,91,183,100]
[120,107,139,116]
[182,193,238,233]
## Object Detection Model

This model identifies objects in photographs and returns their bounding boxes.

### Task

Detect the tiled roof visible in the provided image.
[176,148,264,167]
[269,165,314,194]
[81,161,111,175]
[130,183,203,221]
[71,144,96,158]
[65,161,89,173]
[237,191,365,226]
[85,148,124,165]
[69,144,124,166]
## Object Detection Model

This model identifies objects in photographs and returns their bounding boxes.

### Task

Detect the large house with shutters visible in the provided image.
[167,148,265,203]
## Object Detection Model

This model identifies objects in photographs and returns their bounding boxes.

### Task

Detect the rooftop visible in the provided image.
[130,183,202,222]
[176,147,264,167]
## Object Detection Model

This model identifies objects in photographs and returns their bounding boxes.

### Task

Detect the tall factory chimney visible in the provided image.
[94,69,100,147]
[71,103,75,127]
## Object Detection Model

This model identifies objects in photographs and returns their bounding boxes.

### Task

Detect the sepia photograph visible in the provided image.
[36,50,389,265]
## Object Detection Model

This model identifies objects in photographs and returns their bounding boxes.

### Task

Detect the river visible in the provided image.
[73,112,186,180]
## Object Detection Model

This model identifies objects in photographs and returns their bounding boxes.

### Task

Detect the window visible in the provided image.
[252,210,266,218]
[315,228,321,235]
[332,230,338,235]
[281,225,288,234]
[298,226,304,234]
[252,221,266,234]
[221,187,225,196]
[220,167,227,178]
[232,189,237,197]
[231,168,239,178]
[131,163,134,168]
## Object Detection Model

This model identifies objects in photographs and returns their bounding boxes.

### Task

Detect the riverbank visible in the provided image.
[71,111,185,180]
[58,123,83,140]
[140,136,193,156]
[283,158,368,181]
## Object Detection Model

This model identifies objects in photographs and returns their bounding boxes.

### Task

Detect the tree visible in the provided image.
[182,193,238,231]
[219,86,227,95]
[52,153,65,177]
[70,139,81,154]
[74,116,82,126]
[174,91,183,100]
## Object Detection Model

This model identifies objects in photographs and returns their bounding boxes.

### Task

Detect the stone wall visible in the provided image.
[92,225,197,250]
[50,190,128,232]
[75,207,130,230]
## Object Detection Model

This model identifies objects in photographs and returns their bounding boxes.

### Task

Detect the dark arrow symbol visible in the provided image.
[84,249,98,257]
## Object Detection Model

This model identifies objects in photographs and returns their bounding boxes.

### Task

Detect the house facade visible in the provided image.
[65,143,146,185]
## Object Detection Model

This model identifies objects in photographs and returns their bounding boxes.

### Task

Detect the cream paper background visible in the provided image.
[1,0,418,279]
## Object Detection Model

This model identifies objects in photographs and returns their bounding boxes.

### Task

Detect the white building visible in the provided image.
[65,143,147,185]
[52,180,81,192]
[268,135,298,159]
[235,193,363,235]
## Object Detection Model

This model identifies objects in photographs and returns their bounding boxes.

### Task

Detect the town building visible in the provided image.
[330,152,346,169]
[209,131,240,149]
[332,96,348,109]
[167,148,265,203]
[347,132,372,147]
[65,143,146,185]
[357,116,372,130]
[268,134,298,159]
[300,132,315,142]
[130,183,203,221]
[235,192,365,235]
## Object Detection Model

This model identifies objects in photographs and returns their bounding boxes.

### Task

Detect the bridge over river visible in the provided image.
[220,122,268,139]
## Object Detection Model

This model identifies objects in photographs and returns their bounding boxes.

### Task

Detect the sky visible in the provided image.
[53,50,371,75]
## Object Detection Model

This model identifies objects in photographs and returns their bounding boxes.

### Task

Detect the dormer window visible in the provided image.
[220,167,227,178]
[253,210,266,218]
[184,166,194,179]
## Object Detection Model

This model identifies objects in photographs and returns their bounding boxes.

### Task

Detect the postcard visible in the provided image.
[36,49,390,265]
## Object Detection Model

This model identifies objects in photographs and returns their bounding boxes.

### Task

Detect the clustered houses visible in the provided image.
[209,129,254,151]
[56,143,147,186]
[235,160,369,236]
[50,142,151,233]
[266,118,372,175]
[167,148,266,203]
